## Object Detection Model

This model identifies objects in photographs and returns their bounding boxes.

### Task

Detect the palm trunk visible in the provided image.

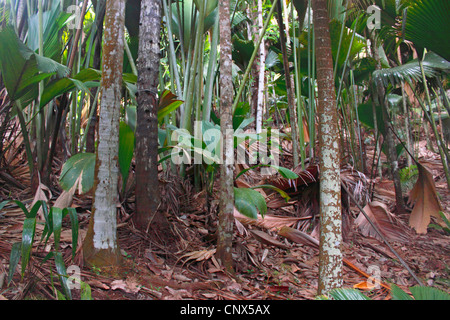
[256,0,265,134]
[134,0,168,233]
[371,36,405,215]
[216,0,235,273]
[275,0,300,167]
[86,0,106,154]
[82,0,126,267]
[312,0,343,295]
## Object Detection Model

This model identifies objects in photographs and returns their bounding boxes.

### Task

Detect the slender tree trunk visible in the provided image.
[371,36,405,215]
[82,0,126,267]
[86,0,106,154]
[275,0,300,167]
[216,0,235,274]
[255,0,265,134]
[312,0,343,295]
[134,0,168,234]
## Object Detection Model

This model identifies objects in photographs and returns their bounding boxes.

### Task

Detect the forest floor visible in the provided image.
[0,135,449,301]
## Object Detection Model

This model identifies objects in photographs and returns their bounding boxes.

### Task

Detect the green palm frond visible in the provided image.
[373,51,450,87]
[400,0,450,61]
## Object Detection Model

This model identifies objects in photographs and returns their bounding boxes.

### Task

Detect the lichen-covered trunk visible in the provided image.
[312,0,343,295]
[134,0,167,233]
[82,0,126,267]
[216,0,235,273]
[255,0,265,134]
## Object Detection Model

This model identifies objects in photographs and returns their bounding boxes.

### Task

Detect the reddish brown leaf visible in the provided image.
[408,163,444,234]
[355,201,408,242]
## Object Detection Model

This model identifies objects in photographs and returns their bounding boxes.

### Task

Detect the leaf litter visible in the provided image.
[0,140,449,300]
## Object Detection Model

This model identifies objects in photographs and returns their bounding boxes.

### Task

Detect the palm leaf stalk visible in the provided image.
[408,72,450,189]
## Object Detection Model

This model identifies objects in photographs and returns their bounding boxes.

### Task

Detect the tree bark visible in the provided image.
[312,0,343,295]
[82,0,126,267]
[275,0,300,167]
[133,0,168,234]
[371,36,405,215]
[216,0,235,274]
[86,0,106,154]
[255,0,265,134]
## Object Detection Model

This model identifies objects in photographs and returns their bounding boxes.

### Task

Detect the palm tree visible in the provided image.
[133,0,168,234]
[216,0,235,273]
[82,0,126,267]
[312,0,343,295]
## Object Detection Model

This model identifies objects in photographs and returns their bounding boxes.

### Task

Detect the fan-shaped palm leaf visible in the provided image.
[401,0,450,61]
[373,51,450,87]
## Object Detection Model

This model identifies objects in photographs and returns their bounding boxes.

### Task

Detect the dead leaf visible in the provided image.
[86,279,110,290]
[30,181,52,220]
[53,181,78,209]
[353,281,376,290]
[110,278,141,294]
[164,287,191,300]
[181,249,216,262]
[234,208,306,231]
[249,229,290,249]
[408,163,444,234]
[355,201,408,242]
[278,226,319,248]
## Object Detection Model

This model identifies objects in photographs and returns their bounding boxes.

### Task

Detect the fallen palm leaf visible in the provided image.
[408,163,444,234]
[249,229,289,249]
[233,208,307,231]
[277,226,391,290]
[181,249,216,263]
[355,201,408,242]
[278,226,320,248]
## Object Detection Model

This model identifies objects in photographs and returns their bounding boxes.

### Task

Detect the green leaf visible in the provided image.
[234,187,267,219]
[28,200,46,219]
[52,207,63,251]
[0,26,69,106]
[158,90,183,123]
[64,208,79,259]
[54,252,71,300]
[14,200,30,218]
[373,52,449,88]
[402,0,450,61]
[119,121,135,190]
[252,184,291,201]
[236,164,298,180]
[0,200,9,211]
[321,288,371,300]
[80,281,93,300]
[21,217,37,278]
[8,242,22,284]
[390,284,414,300]
[125,105,137,133]
[410,285,450,300]
[40,68,101,107]
[59,153,96,194]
